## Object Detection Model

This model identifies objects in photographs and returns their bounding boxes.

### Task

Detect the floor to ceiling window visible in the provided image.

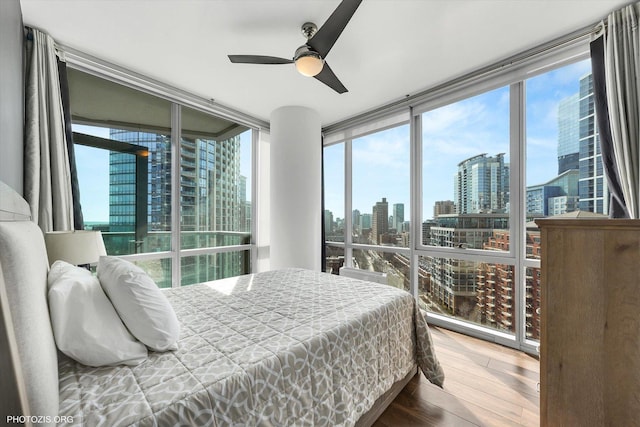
[419,85,514,334]
[324,41,605,351]
[179,106,252,285]
[69,67,255,287]
[523,57,600,340]
[323,142,345,272]
[324,116,411,291]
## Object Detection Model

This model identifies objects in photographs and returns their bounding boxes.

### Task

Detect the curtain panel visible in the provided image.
[591,35,629,218]
[24,28,74,231]
[57,59,84,230]
[598,3,640,218]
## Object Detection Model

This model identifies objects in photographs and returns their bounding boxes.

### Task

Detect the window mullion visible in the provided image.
[410,110,421,298]
[345,139,353,267]
[510,81,526,348]
[250,129,259,273]
[170,103,181,288]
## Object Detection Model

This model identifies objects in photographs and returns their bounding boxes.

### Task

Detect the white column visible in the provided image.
[270,106,321,271]
[255,129,271,273]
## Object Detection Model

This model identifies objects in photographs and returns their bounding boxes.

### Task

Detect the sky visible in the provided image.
[323,58,592,222]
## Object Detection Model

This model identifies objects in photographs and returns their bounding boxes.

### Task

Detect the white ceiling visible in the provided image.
[20,0,630,127]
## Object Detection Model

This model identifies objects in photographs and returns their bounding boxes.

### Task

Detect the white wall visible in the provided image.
[0,0,27,420]
[0,0,24,194]
[269,106,321,271]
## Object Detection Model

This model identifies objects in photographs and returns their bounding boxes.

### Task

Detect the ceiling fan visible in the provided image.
[228,0,362,94]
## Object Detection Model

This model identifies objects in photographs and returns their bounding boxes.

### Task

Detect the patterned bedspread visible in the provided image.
[58,268,444,426]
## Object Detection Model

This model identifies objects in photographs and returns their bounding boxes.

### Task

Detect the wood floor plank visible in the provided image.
[432,329,540,373]
[374,326,540,426]
[374,391,480,427]
[441,376,527,423]
[439,357,539,397]
[433,342,493,368]
[440,364,539,412]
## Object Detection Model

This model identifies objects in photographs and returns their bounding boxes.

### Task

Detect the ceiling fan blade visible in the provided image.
[308,0,362,58]
[228,55,293,64]
[314,62,348,94]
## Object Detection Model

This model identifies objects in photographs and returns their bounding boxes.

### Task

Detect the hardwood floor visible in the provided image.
[374,326,540,427]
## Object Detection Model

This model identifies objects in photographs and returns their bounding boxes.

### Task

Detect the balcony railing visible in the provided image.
[99,230,251,255]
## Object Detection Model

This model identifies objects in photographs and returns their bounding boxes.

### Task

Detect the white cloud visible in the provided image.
[352,128,410,172]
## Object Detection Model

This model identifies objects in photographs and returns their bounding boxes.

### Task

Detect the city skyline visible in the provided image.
[75,59,592,224]
[324,58,593,221]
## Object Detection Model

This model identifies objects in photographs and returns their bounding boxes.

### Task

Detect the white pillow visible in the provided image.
[47,261,148,367]
[97,256,180,351]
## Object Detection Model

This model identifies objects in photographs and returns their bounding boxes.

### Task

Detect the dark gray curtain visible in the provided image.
[590,35,629,218]
[596,3,640,218]
[321,137,326,272]
[57,59,84,230]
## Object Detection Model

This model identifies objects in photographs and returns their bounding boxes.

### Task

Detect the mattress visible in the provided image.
[57,268,444,426]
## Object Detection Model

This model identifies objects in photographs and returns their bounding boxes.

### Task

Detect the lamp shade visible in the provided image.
[294,46,324,77]
[44,231,107,266]
[295,55,324,77]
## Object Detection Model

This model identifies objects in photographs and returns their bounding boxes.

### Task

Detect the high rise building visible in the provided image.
[578,73,608,214]
[526,170,579,215]
[392,203,404,231]
[109,130,246,280]
[371,197,389,244]
[352,209,361,233]
[361,213,372,230]
[476,228,541,339]
[324,209,334,234]
[557,93,580,174]
[421,220,435,245]
[433,200,455,218]
[454,153,509,214]
[109,130,171,235]
[239,175,251,232]
[425,214,508,315]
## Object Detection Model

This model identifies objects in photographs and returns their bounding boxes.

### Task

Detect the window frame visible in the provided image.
[324,36,593,354]
[65,54,263,288]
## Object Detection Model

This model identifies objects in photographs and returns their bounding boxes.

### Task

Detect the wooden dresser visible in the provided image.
[536,219,640,426]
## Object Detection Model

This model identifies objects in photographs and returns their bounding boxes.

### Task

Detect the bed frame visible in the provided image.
[0,180,417,426]
[0,180,58,425]
[356,367,417,426]
[0,259,28,423]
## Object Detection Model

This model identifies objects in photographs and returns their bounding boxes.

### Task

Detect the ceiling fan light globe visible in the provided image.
[295,53,324,77]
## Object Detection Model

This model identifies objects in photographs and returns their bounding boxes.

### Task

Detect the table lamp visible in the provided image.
[44,230,107,267]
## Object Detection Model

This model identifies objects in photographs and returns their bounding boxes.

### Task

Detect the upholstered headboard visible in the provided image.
[0,181,58,425]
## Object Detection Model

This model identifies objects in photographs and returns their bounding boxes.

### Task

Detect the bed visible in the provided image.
[0,180,444,426]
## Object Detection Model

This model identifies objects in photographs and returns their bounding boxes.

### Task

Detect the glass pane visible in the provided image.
[180,106,252,250]
[352,125,410,248]
[131,258,172,289]
[525,59,595,341]
[352,249,410,291]
[181,251,250,286]
[421,86,510,251]
[525,266,541,340]
[525,59,601,227]
[74,125,173,255]
[323,143,344,243]
[418,255,515,335]
[70,60,173,257]
[74,143,109,229]
[325,245,345,274]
